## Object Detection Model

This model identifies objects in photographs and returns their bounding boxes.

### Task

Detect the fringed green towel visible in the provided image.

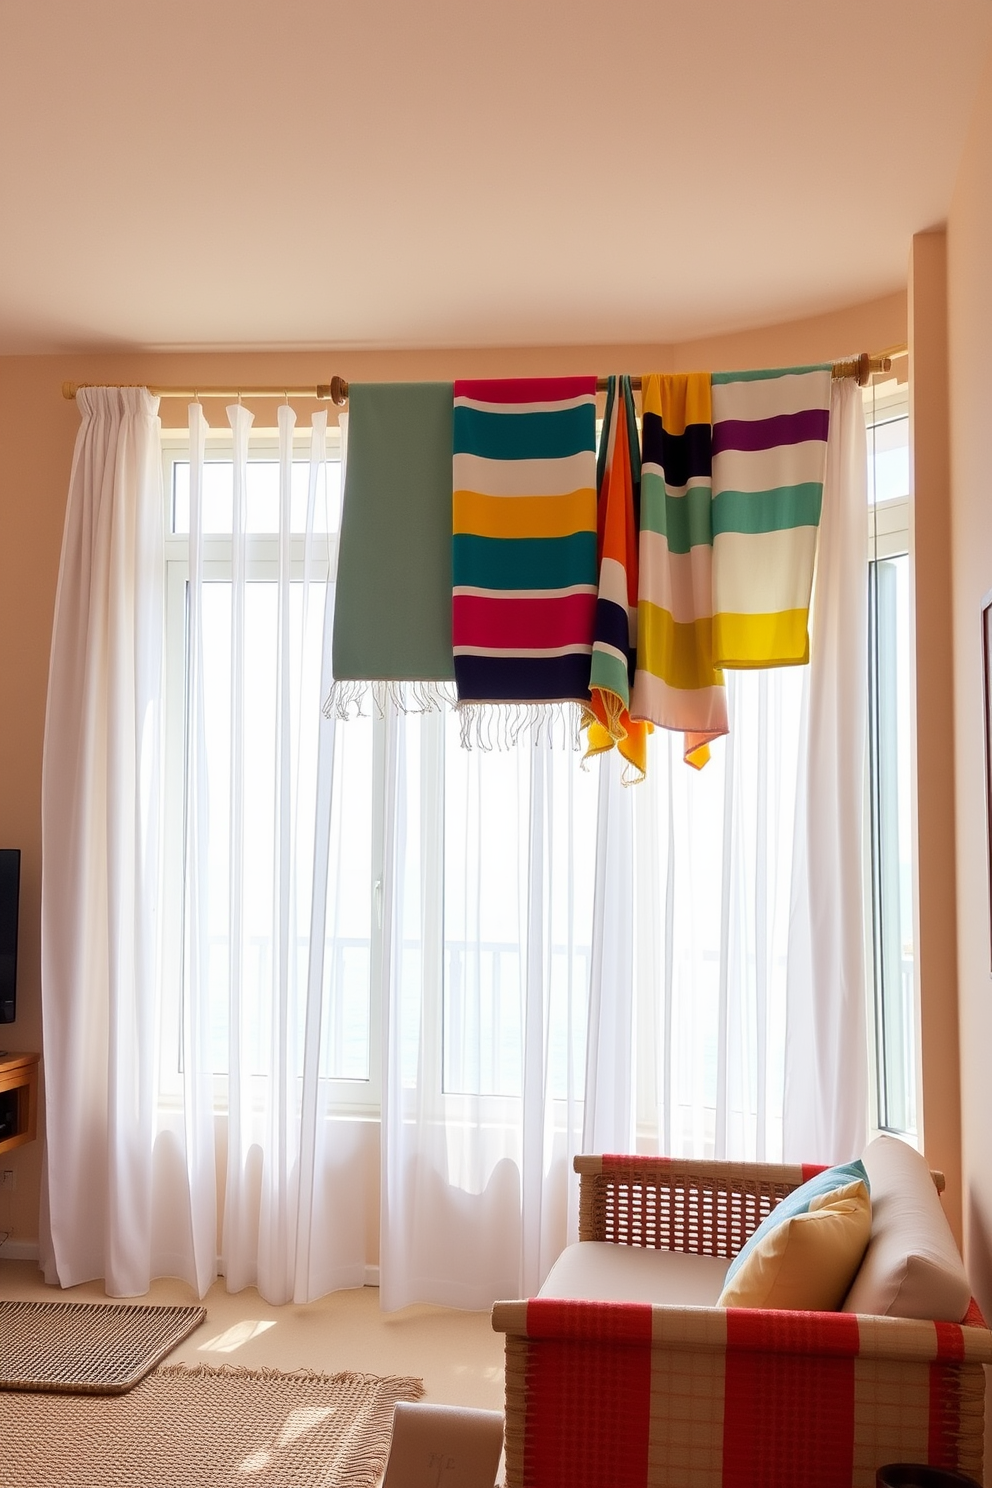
[325,382,455,717]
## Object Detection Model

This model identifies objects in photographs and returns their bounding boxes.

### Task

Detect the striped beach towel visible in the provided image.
[711,365,832,667]
[452,377,599,716]
[584,375,651,780]
[630,373,727,769]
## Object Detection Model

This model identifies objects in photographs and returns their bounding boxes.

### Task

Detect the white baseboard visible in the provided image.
[0,1239,39,1262]
[0,1242,378,1284]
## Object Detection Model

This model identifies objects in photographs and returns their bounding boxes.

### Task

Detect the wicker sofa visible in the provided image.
[491,1154,992,1488]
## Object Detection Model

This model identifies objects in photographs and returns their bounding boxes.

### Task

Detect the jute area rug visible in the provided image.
[2,1363,425,1487]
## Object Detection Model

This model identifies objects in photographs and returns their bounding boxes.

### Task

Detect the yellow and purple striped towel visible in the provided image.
[710,365,832,667]
[630,373,728,769]
[452,377,598,707]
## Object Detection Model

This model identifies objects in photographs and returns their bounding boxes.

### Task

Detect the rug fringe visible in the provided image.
[157,1362,425,1395]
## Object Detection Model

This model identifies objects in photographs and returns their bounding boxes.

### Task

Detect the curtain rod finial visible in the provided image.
[329,375,349,406]
[62,382,78,401]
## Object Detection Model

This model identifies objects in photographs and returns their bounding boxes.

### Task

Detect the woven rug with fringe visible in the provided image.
[4,1362,424,1488]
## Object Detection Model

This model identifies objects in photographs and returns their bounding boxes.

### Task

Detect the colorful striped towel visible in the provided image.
[630,373,728,769]
[584,375,651,780]
[452,377,599,713]
[711,365,832,667]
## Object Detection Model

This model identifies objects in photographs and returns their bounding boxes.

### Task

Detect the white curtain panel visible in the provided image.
[40,387,165,1292]
[582,380,868,1174]
[179,403,369,1303]
[41,395,370,1301]
[783,377,869,1162]
[583,671,804,1167]
[379,712,597,1309]
[41,382,867,1306]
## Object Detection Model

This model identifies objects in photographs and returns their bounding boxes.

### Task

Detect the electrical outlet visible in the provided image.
[1,1170,15,1191]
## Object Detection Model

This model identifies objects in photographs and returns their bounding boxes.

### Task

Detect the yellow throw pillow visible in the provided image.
[719,1175,872,1311]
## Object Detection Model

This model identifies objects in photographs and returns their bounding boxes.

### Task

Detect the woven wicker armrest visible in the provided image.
[574,1152,812,1257]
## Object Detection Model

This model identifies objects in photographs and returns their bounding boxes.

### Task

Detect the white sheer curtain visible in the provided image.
[586,670,805,1165]
[42,395,372,1300]
[379,710,597,1309]
[379,383,869,1311]
[42,382,867,1307]
[585,378,868,1171]
[40,387,165,1292]
[783,377,869,1162]
[176,401,370,1302]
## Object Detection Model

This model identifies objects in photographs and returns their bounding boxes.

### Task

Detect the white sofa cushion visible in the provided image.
[842,1134,971,1322]
[539,1240,729,1306]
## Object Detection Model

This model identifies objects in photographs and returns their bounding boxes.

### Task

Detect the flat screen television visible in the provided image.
[0,849,20,1023]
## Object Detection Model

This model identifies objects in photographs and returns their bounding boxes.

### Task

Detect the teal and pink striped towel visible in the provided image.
[452,377,599,708]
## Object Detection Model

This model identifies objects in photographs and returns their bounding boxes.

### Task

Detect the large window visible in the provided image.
[161,394,885,1162]
[865,378,917,1138]
[163,429,597,1109]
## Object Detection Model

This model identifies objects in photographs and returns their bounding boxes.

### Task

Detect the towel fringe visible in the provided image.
[455,701,583,752]
[322,679,457,721]
[324,684,585,752]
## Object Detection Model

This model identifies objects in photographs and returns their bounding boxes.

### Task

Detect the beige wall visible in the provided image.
[0,293,907,1253]
[947,45,992,1318]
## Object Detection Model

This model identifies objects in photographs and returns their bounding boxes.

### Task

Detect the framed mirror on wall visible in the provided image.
[983,590,992,974]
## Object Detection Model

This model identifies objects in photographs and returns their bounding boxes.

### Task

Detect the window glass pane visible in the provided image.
[320,711,374,1081]
[545,747,597,1102]
[194,579,279,1074]
[442,715,597,1099]
[185,577,371,1082]
[172,458,340,535]
[396,717,426,1090]
[173,461,234,535]
[869,553,916,1135]
[443,730,527,1097]
[866,416,909,505]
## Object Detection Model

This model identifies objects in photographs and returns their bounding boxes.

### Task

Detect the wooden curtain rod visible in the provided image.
[61,350,905,407]
[61,381,339,402]
[327,353,897,406]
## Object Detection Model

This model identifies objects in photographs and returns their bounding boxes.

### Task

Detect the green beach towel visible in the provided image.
[326,382,455,715]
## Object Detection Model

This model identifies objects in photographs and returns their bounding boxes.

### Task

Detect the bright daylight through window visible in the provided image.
[165,434,597,1106]
[162,387,915,1154]
[865,377,917,1138]
[165,435,381,1097]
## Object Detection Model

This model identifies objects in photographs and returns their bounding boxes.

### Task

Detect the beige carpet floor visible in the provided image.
[0,1260,505,1413]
